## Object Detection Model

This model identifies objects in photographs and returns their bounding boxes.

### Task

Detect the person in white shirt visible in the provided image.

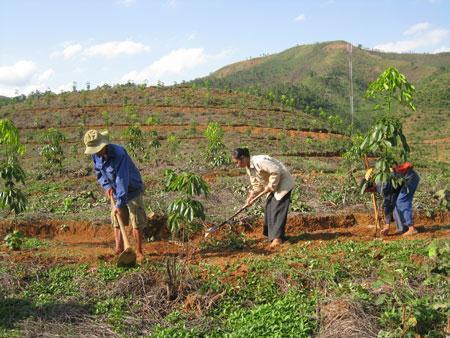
[231,148,295,248]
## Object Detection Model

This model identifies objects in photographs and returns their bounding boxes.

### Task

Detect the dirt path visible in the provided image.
[1,212,448,267]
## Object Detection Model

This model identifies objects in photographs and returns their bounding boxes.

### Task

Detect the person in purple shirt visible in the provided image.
[84,129,147,260]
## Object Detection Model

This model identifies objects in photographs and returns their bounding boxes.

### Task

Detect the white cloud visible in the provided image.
[63,44,83,59]
[0,83,45,97]
[0,61,56,96]
[52,40,150,60]
[38,68,54,81]
[49,51,59,59]
[294,14,306,22]
[433,45,450,53]
[404,22,430,35]
[209,48,235,60]
[374,23,449,53]
[83,41,150,58]
[187,32,197,41]
[74,67,86,74]
[55,82,74,93]
[166,0,177,8]
[0,60,37,86]
[116,0,136,7]
[122,48,208,83]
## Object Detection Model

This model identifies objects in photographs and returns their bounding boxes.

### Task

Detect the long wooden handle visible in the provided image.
[110,195,131,249]
[247,190,268,207]
[364,156,380,235]
[205,190,267,234]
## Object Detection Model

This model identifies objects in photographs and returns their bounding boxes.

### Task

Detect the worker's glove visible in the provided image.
[364,168,374,180]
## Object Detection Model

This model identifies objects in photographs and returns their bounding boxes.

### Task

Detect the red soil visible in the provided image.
[1,212,448,267]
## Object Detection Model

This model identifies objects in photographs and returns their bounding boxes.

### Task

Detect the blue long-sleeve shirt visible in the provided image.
[92,144,144,209]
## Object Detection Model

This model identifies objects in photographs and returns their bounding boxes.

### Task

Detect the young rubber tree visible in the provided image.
[0,119,27,215]
[360,67,415,188]
[348,67,415,234]
[40,128,66,169]
[204,122,230,167]
[167,134,180,154]
[124,124,145,161]
[165,169,209,241]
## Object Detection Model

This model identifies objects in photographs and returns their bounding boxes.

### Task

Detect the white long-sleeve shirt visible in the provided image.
[246,155,295,200]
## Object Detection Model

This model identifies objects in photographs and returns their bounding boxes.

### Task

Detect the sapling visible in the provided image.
[40,128,66,169]
[0,119,27,215]
[347,67,416,234]
[204,122,230,167]
[165,169,209,241]
[124,124,145,161]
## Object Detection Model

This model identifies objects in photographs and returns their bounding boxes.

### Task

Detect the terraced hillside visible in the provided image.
[195,40,450,144]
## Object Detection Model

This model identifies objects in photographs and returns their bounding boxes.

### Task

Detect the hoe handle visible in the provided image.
[364,156,380,235]
[205,190,267,235]
[110,195,131,249]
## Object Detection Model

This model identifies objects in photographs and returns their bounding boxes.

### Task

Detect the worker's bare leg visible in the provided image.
[133,228,144,259]
[114,228,124,254]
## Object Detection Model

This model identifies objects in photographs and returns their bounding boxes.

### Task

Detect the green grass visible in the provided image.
[150,239,449,337]
[21,237,48,250]
[0,239,448,336]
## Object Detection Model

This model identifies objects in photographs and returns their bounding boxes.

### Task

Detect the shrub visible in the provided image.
[4,230,24,250]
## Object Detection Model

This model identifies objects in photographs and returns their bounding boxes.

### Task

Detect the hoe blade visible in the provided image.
[116,247,136,267]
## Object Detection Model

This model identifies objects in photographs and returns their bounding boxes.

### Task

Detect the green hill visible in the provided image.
[194,40,450,141]
[0,95,12,106]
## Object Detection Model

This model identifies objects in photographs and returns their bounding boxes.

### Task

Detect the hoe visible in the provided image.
[110,196,136,267]
[205,191,266,238]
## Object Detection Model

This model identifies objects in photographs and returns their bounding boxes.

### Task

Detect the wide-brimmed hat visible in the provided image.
[83,130,109,155]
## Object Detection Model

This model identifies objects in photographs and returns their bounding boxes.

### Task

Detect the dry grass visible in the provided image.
[18,316,117,338]
[0,253,231,336]
[318,298,379,338]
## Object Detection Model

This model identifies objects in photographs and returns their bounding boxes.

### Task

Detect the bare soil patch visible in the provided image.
[1,212,448,267]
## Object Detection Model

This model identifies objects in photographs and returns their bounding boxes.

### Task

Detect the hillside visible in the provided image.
[0,56,449,338]
[194,40,450,142]
[0,84,337,133]
[0,95,11,106]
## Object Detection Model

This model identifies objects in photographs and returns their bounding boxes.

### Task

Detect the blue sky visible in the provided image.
[1,0,449,96]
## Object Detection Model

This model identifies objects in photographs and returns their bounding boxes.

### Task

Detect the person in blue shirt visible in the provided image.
[84,129,147,260]
[362,163,419,236]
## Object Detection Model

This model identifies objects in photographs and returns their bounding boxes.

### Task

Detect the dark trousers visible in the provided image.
[263,190,292,241]
[397,169,420,227]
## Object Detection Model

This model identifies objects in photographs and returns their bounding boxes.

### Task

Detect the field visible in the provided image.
[0,83,449,337]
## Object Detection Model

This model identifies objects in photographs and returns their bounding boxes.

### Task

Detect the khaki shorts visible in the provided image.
[111,193,147,229]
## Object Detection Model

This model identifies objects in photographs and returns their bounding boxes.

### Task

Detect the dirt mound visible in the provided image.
[1,211,448,266]
[287,213,357,231]
[0,219,112,242]
[2,211,448,244]
[0,213,172,242]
